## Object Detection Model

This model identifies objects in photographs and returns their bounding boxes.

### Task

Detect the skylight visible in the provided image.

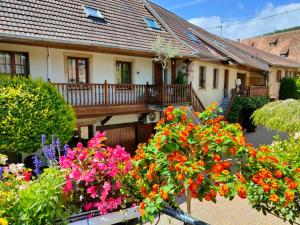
[187,32,201,44]
[145,17,160,30]
[84,6,104,19]
[213,40,226,48]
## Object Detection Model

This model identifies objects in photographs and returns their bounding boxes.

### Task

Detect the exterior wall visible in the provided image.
[189,61,247,107]
[0,43,159,85]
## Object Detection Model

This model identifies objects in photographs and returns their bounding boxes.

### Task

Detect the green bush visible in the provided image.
[0,75,75,153]
[252,99,300,134]
[9,168,71,225]
[228,96,269,123]
[279,77,299,100]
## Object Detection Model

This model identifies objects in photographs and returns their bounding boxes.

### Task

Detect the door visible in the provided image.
[153,62,163,85]
[104,126,137,156]
[224,70,229,98]
[237,73,246,86]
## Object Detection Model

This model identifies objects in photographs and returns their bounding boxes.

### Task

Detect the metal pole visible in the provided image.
[162,207,210,225]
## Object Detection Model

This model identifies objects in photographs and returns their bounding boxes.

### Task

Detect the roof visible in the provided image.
[242,28,300,66]
[0,0,192,56]
[0,0,299,69]
[147,0,300,69]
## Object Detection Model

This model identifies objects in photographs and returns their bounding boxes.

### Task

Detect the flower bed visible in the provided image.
[0,104,299,225]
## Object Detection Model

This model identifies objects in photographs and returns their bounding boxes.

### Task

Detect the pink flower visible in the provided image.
[77,142,83,149]
[87,186,97,198]
[63,179,73,193]
[84,203,93,211]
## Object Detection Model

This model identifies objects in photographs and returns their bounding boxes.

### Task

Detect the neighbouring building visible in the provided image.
[0,0,299,153]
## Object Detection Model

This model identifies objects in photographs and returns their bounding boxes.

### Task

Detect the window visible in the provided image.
[276,70,282,83]
[199,66,206,88]
[116,61,132,84]
[214,40,226,48]
[145,17,160,30]
[280,49,289,58]
[294,71,298,78]
[285,70,289,77]
[67,57,89,83]
[269,38,278,47]
[187,31,201,44]
[0,52,29,76]
[213,69,219,89]
[84,6,104,19]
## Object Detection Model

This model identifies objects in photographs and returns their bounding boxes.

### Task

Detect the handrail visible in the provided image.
[224,88,237,119]
[191,88,205,112]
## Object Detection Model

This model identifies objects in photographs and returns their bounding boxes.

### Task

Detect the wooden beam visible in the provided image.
[101,116,112,126]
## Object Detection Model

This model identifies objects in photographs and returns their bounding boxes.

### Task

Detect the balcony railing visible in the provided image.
[238,86,269,97]
[53,82,194,108]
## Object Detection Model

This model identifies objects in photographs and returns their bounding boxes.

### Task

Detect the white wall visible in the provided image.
[189,61,246,107]
[0,43,157,85]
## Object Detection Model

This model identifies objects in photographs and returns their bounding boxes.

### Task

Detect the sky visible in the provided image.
[150,0,300,40]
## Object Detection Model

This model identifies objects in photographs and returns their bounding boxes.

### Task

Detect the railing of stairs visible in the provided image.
[224,88,237,119]
[191,87,205,113]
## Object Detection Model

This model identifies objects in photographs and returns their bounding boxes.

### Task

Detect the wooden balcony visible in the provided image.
[53,82,203,118]
[238,86,269,97]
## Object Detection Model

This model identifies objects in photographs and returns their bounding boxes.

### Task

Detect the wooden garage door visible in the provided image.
[105,126,136,155]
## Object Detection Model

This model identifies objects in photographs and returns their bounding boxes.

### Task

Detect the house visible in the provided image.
[0,0,299,152]
[242,27,300,66]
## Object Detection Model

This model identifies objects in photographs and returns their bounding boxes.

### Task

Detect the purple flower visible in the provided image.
[52,135,56,146]
[56,138,61,151]
[0,167,3,180]
[63,144,69,156]
[41,134,46,146]
[33,155,41,175]
[48,144,55,162]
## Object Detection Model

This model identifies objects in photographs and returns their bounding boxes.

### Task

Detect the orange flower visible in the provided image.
[167,114,175,121]
[288,181,297,190]
[215,138,223,144]
[160,190,168,200]
[262,184,270,192]
[296,168,300,173]
[285,191,294,202]
[152,184,159,193]
[141,186,147,197]
[219,184,230,196]
[249,149,257,158]
[197,160,205,167]
[259,145,270,153]
[229,147,236,155]
[202,144,209,155]
[177,173,184,181]
[236,173,246,184]
[197,173,204,184]
[237,186,247,199]
[181,114,187,122]
[269,194,279,203]
[213,154,221,162]
[274,170,283,179]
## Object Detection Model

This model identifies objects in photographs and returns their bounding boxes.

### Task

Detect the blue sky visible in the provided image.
[150,0,300,39]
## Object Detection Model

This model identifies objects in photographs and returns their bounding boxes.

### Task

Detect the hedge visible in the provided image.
[0,75,76,153]
[279,77,299,100]
[228,96,269,124]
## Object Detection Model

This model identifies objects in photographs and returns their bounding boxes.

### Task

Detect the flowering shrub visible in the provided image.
[133,105,300,223]
[59,132,133,215]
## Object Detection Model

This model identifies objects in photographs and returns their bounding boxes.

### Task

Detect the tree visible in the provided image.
[152,36,180,83]
[0,75,76,153]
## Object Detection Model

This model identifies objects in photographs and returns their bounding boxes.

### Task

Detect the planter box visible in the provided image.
[69,207,140,225]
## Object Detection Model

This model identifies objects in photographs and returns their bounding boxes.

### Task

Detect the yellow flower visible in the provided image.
[0,218,8,225]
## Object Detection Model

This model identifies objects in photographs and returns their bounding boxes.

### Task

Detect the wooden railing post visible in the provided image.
[104,80,108,105]
[161,83,165,106]
[189,82,192,103]
[145,82,149,104]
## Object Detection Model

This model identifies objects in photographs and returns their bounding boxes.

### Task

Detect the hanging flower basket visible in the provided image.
[68,207,140,225]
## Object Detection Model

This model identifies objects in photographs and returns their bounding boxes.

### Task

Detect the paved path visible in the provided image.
[146,126,294,225]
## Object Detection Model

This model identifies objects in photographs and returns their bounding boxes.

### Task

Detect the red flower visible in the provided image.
[23,171,32,181]
[202,144,209,155]
[229,147,236,155]
[274,170,283,179]
[213,154,221,162]
[237,186,247,199]
[215,138,223,144]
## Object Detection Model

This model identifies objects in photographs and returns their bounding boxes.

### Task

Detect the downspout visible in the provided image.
[47,47,52,82]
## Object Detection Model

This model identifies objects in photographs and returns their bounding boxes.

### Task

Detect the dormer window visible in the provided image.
[145,17,160,30]
[251,42,255,47]
[187,31,201,44]
[280,48,289,58]
[84,6,104,19]
[269,38,278,47]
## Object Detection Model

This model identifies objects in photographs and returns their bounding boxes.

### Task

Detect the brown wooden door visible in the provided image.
[104,126,136,156]
[138,124,154,143]
[224,70,229,89]
[153,62,163,85]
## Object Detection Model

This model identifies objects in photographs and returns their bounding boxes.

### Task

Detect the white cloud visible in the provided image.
[168,0,207,10]
[188,2,300,40]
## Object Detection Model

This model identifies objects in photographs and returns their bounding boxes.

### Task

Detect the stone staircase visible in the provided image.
[219,97,231,115]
